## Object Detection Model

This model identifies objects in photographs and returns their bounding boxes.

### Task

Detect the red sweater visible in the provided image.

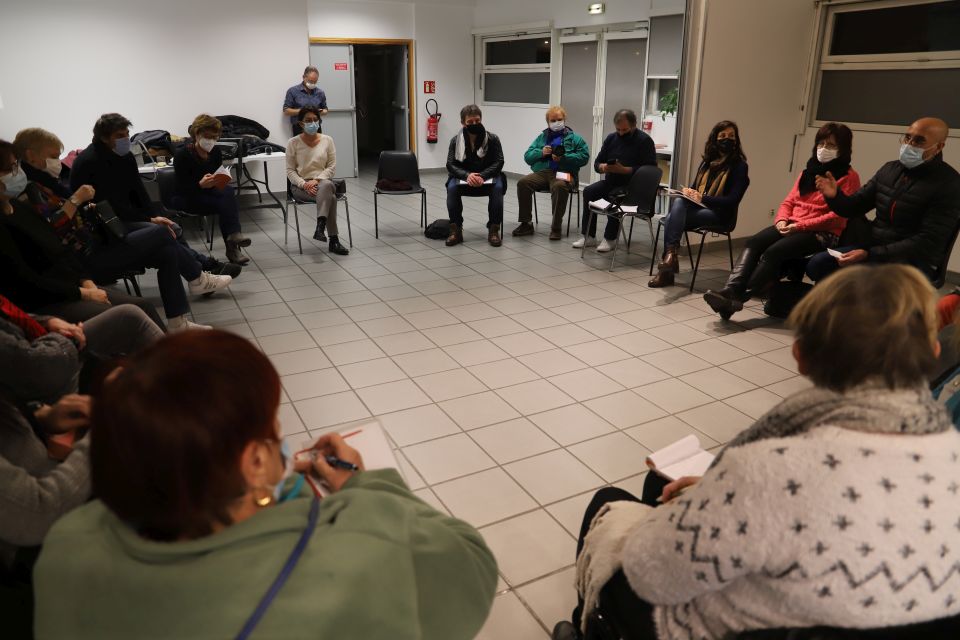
[774,169,860,237]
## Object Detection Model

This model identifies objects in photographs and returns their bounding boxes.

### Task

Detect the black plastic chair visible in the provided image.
[532,174,580,237]
[650,178,750,292]
[929,216,960,289]
[156,167,216,251]
[286,179,352,255]
[582,165,662,272]
[373,151,427,239]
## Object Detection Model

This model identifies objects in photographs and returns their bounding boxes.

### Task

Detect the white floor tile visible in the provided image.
[471,418,559,463]
[355,315,416,337]
[640,348,713,376]
[278,403,306,437]
[496,379,575,415]
[547,368,624,402]
[596,357,672,388]
[405,308,461,329]
[724,387,782,419]
[496,331,558,356]
[321,338,386,365]
[504,449,604,505]
[583,390,667,429]
[579,316,638,338]
[568,432,651,482]
[377,404,461,447]
[545,491,595,537]
[281,368,350,401]
[469,359,540,389]
[422,322,485,346]
[391,348,461,377]
[721,356,796,386]
[439,391,523,430]
[681,339,752,365]
[432,468,538,527]
[309,323,367,348]
[373,330,436,356]
[516,567,578,631]
[536,324,597,348]
[474,592,548,640]
[337,357,408,388]
[354,379,432,415]
[528,404,616,446]
[766,375,813,397]
[469,316,528,338]
[634,377,716,413]
[511,309,568,330]
[606,330,673,357]
[269,348,332,375]
[519,349,589,377]
[680,367,757,400]
[402,433,496,484]
[646,323,712,347]
[294,390,371,430]
[480,510,575,586]
[719,331,785,355]
[248,315,304,338]
[488,296,544,315]
[414,368,488,402]
[562,340,632,367]
[257,331,318,355]
[677,401,754,443]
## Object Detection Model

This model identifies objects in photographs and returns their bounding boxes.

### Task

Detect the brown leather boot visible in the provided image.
[648,264,675,288]
[488,224,502,247]
[445,223,463,247]
[662,245,679,273]
[548,227,562,241]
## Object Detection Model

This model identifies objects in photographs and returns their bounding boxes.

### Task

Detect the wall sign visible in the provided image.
[334,62,348,71]
[423,80,436,94]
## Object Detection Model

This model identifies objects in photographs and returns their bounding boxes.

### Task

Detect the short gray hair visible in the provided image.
[303,66,319,77]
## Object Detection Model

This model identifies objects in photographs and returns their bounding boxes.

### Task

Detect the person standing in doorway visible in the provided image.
[283,66,329,136]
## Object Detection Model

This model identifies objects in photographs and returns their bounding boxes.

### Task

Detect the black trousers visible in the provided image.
[570,474,668,639]
[35,290,165,331]
[739,225,826,294]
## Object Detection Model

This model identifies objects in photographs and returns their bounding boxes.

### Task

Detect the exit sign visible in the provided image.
[423,80,436,94]
[334,62,348,71]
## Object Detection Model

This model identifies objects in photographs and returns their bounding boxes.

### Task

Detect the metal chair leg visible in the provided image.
[532,191,538,226]
[685,231,696,272]
[422,191,427,228]
[690,232,708,292]
[344,197,353,247]
[627,216,635,250]
[608,222,623,272]
[565,193,573,237]
[374,192,379,239]
[582,209,597,260]
[293,202,302,255]
[131,276,142,297]
[283,201,289,246]
[207,216,215,251]
[123,278,131,295]
[727,233,734,269]
[650,221,662,276]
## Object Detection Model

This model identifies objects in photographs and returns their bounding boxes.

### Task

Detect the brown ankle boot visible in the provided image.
[662,245,679,273]
[648,264,675,288]
[488,224,502,247]
[445,223,463,247]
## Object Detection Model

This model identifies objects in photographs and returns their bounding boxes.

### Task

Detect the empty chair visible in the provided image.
[372,151,427,239]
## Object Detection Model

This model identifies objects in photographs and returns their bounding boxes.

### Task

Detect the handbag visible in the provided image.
[235,497,319,640]
[93,201,127,240]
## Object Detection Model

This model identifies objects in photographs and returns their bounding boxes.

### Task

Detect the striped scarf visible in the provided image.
[693,162,730,198]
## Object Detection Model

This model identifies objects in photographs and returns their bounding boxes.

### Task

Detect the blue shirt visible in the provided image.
[283,83,328,127]
[547,130,565,171]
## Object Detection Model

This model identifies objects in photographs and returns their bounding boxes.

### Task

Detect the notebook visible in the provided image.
[295,421,403,496]
[664,187,703,206]
[645,434,715,481]
[589,198,638,214]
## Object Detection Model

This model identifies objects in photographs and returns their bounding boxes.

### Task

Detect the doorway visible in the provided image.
[309,39,415,178]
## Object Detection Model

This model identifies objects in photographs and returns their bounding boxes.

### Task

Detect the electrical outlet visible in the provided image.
[769,209,775,217]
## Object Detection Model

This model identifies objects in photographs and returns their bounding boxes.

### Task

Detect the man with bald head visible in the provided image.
[806,117,960,281]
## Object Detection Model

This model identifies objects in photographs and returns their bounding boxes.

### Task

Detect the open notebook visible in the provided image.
[645,434,715,481]
[589,198,638,214]
[295,421,403,497]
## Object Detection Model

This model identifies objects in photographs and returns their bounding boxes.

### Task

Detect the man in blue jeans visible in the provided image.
[444,105,506,247]
[807,117,960,282]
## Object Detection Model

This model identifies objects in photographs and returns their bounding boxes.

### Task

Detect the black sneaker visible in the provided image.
[208,259,242,279]
[329,236,349,256]
[313,216,327,242]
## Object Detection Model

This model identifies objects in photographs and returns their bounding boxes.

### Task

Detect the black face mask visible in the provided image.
[717,138,736,154]
[465,123,485,136]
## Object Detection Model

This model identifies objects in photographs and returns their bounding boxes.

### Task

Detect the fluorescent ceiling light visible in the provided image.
[588,3,605,14]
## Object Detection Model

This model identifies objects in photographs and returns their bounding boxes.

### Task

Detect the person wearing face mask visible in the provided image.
[648,120,750,287]
[703,123,860,319]
[13,128,71,199]
[513,106,590,240]
[283,65,328,136]
[574,109,657,253]
[285,106,349,255]
[807,117,960,283]
[70,113,241,280]
[33,331,497,640]
[444,104,506,247]
[172,114,250,265]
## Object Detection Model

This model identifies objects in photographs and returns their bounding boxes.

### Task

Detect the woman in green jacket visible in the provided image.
[33,331,498,640]
[513,106,590,240]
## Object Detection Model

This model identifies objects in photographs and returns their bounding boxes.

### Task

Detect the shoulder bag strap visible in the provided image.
[235,496,320,640]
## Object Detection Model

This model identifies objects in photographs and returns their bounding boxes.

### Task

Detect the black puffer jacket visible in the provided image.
[826,154,960,269]
[445,131,505,182]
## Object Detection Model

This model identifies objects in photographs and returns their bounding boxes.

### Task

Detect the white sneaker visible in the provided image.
[188,271,232,296]
[596,238,615,253]
[167,315,212,332]
[572,235,597,248]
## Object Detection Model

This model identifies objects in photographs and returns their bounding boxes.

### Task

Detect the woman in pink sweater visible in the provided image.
[704,122,860,319]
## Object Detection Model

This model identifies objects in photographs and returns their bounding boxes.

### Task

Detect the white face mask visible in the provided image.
[197,137,217,153]
[816,146,838,163]
[304,81,317,90]
[548,120,565,132]
[45,158,63,178]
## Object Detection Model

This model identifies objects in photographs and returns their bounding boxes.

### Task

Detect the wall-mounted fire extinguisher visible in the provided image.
[426,99,441,144]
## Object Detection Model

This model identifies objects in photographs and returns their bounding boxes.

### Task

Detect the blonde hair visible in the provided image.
[546,105,567,122]
[188,114,222,139]
[788,264,938,392]
[12,128,63,158]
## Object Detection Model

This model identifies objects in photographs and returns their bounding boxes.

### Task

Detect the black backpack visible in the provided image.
[424,219,450,240]
[763,280,813,319]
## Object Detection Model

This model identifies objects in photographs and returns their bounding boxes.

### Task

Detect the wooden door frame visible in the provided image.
[309,38,417,154]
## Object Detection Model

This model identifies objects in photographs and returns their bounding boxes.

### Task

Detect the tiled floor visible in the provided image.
[132,165,808,638]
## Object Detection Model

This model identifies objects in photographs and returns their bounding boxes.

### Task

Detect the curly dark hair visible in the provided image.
[93,113,132,143]
[812,121,853,162]
[702,120,746,166]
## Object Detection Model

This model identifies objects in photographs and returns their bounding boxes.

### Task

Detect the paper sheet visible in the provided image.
[459,178,494,185]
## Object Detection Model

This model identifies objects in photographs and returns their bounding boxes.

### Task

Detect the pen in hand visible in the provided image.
[323,454,359,471]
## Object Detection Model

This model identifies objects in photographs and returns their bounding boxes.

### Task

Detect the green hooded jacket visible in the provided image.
[523,127,590,175]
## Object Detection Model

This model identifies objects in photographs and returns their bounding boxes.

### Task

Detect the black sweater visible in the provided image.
[0,199,86,310]
[445,131,505,181]
[69,141,155,223]
[826,154,960,267]
[593,129,657,187]
[173,144,222,203]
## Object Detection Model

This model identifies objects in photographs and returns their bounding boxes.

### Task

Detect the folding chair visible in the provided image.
[582,166,662,271]
[373,151,427,239]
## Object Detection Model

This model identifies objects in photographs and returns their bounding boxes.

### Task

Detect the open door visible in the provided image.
[393,45,410,152]
[309,43,358,178]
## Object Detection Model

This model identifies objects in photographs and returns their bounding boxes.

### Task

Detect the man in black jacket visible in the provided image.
[444,105,506,247]
[809,117,960,281]
[70,114,239,278]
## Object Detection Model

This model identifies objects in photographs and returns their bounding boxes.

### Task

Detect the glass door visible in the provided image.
[309,43,358,178]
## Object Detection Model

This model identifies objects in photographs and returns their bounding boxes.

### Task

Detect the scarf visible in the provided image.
[798,156,850,196]
[714,381,952,467]
[455,129,488,163]
[693,161,730,198]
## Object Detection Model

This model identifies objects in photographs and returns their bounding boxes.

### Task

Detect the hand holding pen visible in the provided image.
[294,433,365,494]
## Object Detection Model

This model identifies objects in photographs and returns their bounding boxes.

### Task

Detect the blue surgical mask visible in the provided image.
[899,143,928,169]
[113,136,132,156]
[303,121,320,135]
[1,167,28,197]
[272,439,296,503]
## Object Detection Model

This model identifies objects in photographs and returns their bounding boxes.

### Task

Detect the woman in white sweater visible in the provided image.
[555,264,960,640]
[285,106,348,256]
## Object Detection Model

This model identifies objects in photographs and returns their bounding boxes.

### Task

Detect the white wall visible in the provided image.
[472,0,684,29]
[307,0,475,171]
[0,0,308,187]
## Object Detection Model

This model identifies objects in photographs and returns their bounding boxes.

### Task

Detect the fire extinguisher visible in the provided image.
[426,99,441,144]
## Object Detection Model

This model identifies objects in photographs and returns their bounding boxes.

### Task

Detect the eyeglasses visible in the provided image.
[900,134,930,148]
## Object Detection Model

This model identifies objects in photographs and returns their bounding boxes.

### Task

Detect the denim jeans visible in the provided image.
[661,197,726,256]
[171,185,242,240]
[446,175,504,228]
[122,221,213,271]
